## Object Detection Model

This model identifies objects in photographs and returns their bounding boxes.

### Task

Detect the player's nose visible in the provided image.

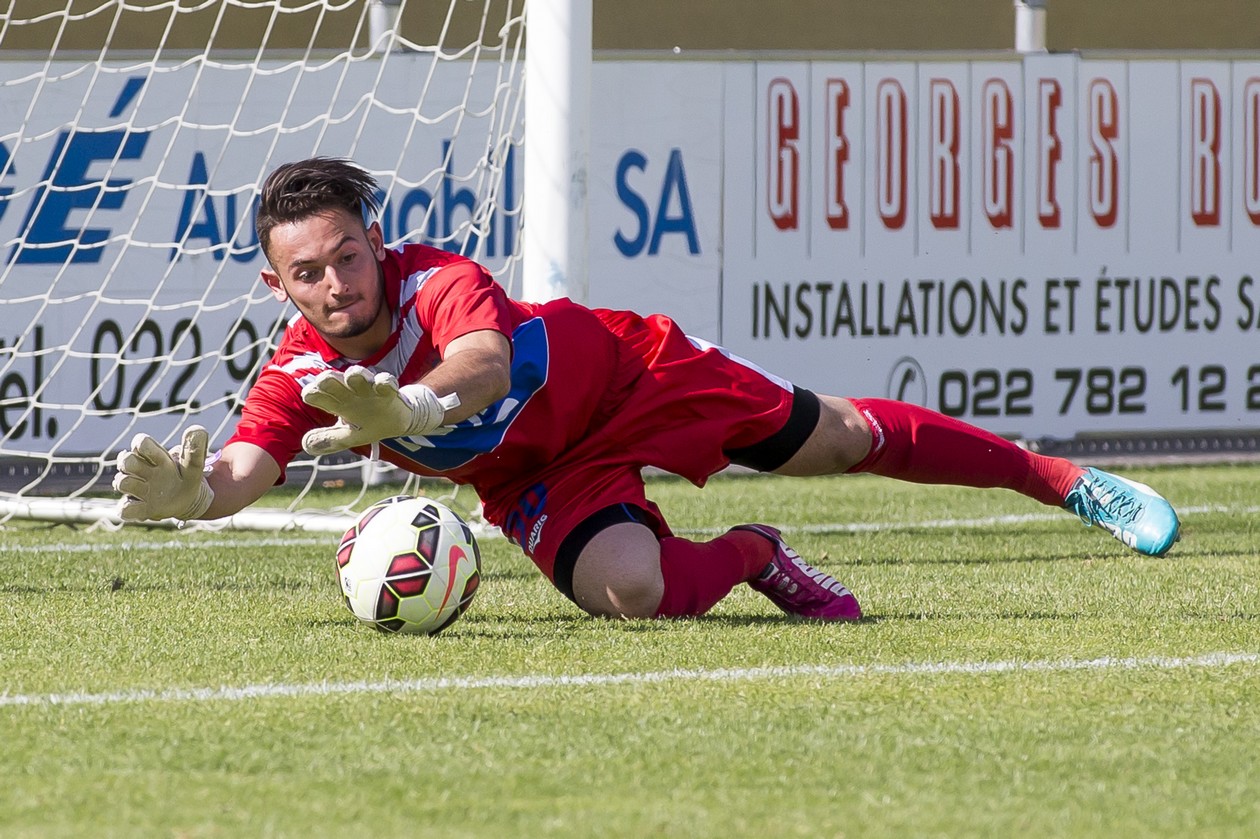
[324,266,352,296]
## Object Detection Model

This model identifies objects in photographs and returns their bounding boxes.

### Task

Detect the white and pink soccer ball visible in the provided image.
[336,496,482,635]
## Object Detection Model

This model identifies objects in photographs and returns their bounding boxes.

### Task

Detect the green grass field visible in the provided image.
[2,463,1258,838]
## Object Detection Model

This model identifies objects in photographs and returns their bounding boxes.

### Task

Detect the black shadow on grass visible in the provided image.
[307,607,1260,637]
[301,612,872,637]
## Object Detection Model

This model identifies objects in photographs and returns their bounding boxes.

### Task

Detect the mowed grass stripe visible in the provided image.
[10,501,1256,554]
[4,651,1256,709]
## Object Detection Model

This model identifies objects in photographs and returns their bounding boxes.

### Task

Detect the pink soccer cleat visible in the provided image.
[737,524,862,621]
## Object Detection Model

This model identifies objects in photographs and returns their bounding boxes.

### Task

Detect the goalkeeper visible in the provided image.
[113,158,1182,621]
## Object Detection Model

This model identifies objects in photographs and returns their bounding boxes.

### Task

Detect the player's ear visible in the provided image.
[259,269,288,303]
[367,221,386,260]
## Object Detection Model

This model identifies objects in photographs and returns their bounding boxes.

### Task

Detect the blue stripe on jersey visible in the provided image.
[379,317,548,472]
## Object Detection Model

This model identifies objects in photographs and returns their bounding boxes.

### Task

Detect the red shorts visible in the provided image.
[478,309,819,599]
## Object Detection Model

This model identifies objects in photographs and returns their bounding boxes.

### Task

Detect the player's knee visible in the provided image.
[586,567,663,619]
[832,397,876,465]
[775,396,873,476]
[570,522,664,619]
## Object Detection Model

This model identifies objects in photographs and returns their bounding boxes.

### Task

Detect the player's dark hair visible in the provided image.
[255,157,382,259]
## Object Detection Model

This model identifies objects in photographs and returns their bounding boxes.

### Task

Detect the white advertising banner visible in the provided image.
[587,61,724,338]
[3,53,1258,459]
[0,57,520,455]
[718,56,1260,439]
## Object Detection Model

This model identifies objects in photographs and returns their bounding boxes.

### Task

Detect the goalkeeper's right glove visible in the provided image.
[299,365,453,456]
[112,425,215,522]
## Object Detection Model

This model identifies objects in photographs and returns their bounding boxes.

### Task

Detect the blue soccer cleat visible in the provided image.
[1063,467,1181,557]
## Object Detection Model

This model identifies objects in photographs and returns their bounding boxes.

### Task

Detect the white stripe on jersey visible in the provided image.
[265,347,330,372]
[685,334,794,393]
[402,266,441,301]
[265,351,333,389]
[370,266,441,378]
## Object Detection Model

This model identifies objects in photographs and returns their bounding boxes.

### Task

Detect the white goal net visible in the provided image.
[0,0,526,530]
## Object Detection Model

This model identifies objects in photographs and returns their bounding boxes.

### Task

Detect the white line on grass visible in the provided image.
[13,503,1257,554]
[678,503,1260,536]
[7,536,334,554]
[3,651,1255,710]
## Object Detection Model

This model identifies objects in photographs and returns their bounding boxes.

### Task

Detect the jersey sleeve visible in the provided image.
[223,365,333,482]
[414,260,514,356]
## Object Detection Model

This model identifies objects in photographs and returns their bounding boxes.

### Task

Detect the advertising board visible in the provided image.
[3,53,1257,457]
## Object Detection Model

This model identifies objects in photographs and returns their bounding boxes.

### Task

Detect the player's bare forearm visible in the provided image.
[202,442,282,520]
[422,329,512,423]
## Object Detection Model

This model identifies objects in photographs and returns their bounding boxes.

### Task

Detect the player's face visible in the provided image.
[260,208,389,358]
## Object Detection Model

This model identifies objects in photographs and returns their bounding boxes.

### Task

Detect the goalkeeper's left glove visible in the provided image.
[299,365,456,456]
[112,425,215,522]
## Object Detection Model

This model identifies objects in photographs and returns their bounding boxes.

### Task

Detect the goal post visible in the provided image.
[522,0,591,304]
[0,0,580,531]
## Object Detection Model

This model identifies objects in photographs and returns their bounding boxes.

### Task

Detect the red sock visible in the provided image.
[846,398,1083,507]
[653,531,774,618]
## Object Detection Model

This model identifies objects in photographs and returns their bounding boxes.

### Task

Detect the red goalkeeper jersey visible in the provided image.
[229,243,583,489]
[227,242,798,571]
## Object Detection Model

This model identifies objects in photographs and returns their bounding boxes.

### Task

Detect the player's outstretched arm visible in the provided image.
[200,441,282,520]
[299,366,453,456]
[300,329,511,456]
[113,431,279,523]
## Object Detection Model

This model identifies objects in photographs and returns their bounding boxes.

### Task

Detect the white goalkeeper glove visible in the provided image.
[112,425,215,522]
[299,365,457,456]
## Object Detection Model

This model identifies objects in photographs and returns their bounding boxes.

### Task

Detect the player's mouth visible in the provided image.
[325,298,363,317]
